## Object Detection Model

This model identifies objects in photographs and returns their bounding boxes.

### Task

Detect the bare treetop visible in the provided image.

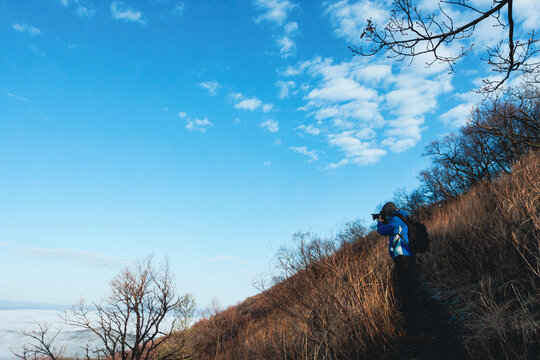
[351,0,539,92]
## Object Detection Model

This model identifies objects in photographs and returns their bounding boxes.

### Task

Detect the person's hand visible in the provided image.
[377,215,383,222]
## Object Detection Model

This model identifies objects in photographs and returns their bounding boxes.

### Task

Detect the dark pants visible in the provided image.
[393,255,416,313]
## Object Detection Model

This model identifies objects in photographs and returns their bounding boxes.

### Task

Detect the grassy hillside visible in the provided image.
[169,151,539,359]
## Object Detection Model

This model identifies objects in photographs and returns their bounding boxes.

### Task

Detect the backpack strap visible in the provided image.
[393,213,410,244]
[393,212,409,226]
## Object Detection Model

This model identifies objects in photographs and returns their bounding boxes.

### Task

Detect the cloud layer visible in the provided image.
[110,1,145,24]
[253,0,299,58]
[282,55,453,166]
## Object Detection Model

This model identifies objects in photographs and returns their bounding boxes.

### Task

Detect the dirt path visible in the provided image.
[388,280,464,360]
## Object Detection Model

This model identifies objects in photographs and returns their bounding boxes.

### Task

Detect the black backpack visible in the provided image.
[394,213,430,253]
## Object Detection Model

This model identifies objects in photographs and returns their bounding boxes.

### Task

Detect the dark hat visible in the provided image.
[382,202,398,217]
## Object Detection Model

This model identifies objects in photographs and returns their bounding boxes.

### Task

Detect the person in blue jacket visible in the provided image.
[376,202,416,312]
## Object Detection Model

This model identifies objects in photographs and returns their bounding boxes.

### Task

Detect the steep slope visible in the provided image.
[171,151,538,359]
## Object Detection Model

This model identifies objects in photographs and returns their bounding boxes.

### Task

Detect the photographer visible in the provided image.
[375,202,416,313]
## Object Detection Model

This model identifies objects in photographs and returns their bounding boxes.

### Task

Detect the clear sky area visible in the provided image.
[1,0,538,309]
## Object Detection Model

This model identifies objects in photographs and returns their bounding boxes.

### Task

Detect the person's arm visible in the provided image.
[377,218,396,235]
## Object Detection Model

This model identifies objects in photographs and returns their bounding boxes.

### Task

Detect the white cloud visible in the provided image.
[289,146,319,162]
[12,23,41,36]
[186,117,212,132]
[276,80,296,98]
[260,119,279,132]
[277,35,296,58]
[328,131,386,165]
[263,160,272,166]
[172,2,186,16]
[200,81,220,95]
[253,1,299,58]
[233,93,273,112]
[280,54,458,162]
[297,124,321,135]
[284,21,298,34]
[325,158,349,171]
[514,0,540,31]
[236,98,262,111]
[179,111,212,132]
[57,0,96,18]
[325,0,390,43]
[253,0,296,26]
[440,103,474,128]
[76,3,96,18]
[110,1,145,24]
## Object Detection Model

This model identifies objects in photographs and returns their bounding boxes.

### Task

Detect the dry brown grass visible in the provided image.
[184,229,400,359]
[166,151,539,360]
[421,150,540,358]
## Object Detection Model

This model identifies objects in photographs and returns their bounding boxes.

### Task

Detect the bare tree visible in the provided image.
[12,322,65,360]
[62,257,180,360]
[351,0,539,91]
[470,76,540,148]
[409,80,539,205]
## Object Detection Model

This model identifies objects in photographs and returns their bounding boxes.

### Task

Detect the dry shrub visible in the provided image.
[185,224,400,359]
[422,150,540,358]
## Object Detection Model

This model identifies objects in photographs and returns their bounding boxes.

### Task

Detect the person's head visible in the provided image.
[382,202,398,217]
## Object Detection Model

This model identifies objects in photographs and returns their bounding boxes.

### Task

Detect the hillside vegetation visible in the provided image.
[171,150,538,359]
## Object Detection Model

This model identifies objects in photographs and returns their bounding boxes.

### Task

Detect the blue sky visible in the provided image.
[0,0,538,309]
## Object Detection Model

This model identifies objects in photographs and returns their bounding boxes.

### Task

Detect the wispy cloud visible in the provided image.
[289,146,319,162]
[440,103,474,128]
[260,119,279,132]
[199,81,220,95]
[236,97,262,111]
[12,23,41,36]
[20,247,128,268]
[233,93,273,112]
[252,0,299,58]
[172,2,186,16]
[281,53,454,167]
[8,93,30,102]
[180,111,213,132]
[58,0,96,19]
[110,1,145,24]
[76,2,97,18]
[30,43,45,57]
[325,0,390,44]
[275,80,296,98]
[297,124,321,135]
[203,254,245,263]
[0,243,128,269]
[253,0,296,26]
[328,131,386,165]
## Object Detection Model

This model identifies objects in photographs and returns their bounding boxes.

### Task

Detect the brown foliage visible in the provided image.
[184,228,400,359]
[421,150,540,358]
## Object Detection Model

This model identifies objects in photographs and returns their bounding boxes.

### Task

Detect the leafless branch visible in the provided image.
[351,0,540,91]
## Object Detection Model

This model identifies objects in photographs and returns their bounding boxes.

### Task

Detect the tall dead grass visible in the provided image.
[422,150,540,358]
[186,225,400,359]
[174,152,539,359]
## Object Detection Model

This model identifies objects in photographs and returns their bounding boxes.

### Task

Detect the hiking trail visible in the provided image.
[388,278,463,360]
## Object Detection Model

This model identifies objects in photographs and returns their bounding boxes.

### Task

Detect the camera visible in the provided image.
[371,211,388,222]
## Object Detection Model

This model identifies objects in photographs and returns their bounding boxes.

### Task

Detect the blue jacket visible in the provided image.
[377,210,414,258]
